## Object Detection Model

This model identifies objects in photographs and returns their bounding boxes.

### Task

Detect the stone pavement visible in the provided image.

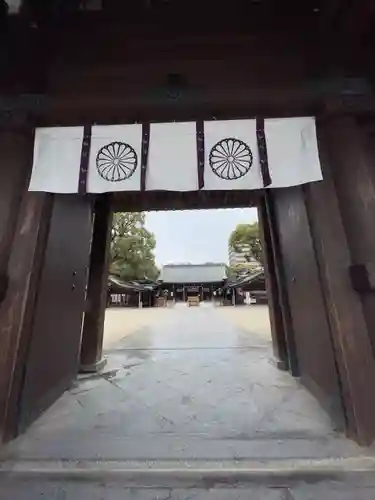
[1,303,375,499]
[1,480,375,499]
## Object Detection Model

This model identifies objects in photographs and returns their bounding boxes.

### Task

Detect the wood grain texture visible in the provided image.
[306,118,375,444]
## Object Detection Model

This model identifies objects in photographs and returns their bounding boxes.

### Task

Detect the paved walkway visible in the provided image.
[1,304,375,499]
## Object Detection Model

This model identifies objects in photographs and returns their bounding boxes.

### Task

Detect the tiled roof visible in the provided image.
[160,263,227,284]
[108,275,158,293]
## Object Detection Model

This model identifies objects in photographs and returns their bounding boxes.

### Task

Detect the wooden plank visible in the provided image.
[2,193,52,442]
[0,191,50,443]
[275,187,345,430]
[17,195,93,433]
[328,117,375,355]
[306,117,375,444]
[274,185,345,429]
[0,127,47,443]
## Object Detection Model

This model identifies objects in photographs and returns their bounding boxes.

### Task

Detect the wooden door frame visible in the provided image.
[82,192,299,377]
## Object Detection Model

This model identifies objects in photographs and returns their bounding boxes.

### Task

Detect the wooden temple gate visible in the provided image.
[1,0,375,445]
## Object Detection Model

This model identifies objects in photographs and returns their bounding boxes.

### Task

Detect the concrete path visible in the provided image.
[1,303,375,498]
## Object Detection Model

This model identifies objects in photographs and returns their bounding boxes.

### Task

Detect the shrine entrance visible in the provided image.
[1,128,374,450]
[2,0,375,449]
[0,180,353,446]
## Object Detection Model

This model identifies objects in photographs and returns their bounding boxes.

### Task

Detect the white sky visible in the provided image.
[145,208,258,266]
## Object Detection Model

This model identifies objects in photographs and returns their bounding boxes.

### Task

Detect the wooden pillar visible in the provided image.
[79,195,112,373]
[305,116,375,444]
[260,192,299,375]
[258,201,289,370]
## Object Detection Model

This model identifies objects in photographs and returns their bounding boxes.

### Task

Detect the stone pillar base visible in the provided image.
[270,357,289,372]
[79,357,107,374]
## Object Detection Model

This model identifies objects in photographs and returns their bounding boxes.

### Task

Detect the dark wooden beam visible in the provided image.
[339,0,375,39]
[319,0,375,45]
[318,0,346,34]
[112,190,259,213]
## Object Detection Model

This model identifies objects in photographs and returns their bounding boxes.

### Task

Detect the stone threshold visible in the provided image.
[1,456,375,487]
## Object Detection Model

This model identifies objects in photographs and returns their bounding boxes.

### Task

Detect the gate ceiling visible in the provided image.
[1,0,374,109]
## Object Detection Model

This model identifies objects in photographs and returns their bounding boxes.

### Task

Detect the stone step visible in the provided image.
[1,435,364,462]
[2,456,375,487]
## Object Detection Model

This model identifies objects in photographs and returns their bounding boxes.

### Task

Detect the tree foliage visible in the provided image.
[227,262,261,279]
[110,212,159,281]
[229,222,263,265]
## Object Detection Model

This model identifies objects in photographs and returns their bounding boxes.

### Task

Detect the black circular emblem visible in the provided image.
[209,138,253,180]
[96,142,138,182]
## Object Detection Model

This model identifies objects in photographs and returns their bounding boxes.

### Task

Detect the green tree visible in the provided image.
[110,212,159,281]
[229,222,263,266]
